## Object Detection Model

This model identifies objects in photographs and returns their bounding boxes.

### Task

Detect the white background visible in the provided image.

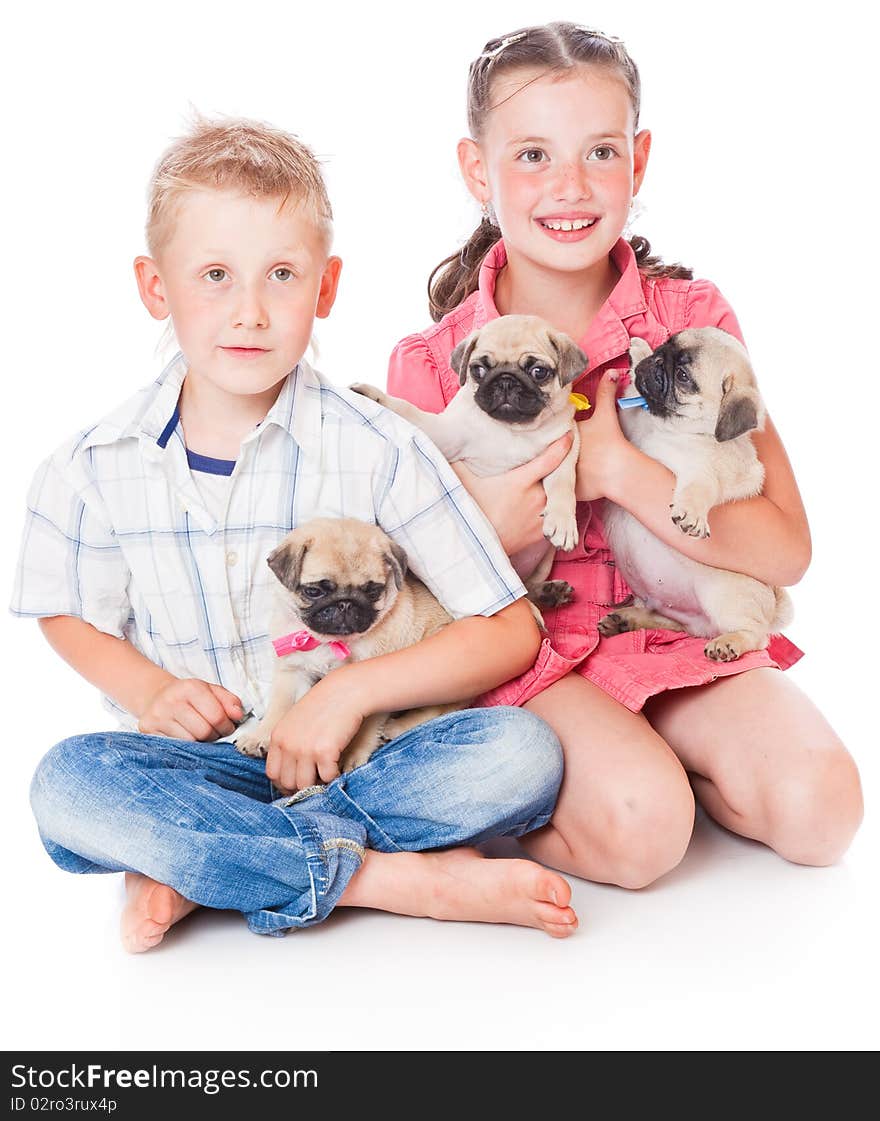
[2,0,877,1051]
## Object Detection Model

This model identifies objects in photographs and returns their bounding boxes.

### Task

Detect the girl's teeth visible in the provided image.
[542,218,596,231]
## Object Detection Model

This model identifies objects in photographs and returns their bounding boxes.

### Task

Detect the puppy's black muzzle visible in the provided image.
[305,597,377,636]
[475,370,545,422]
[635,347,677,418]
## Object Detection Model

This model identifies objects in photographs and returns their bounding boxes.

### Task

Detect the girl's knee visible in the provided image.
[550,761,695,889]
[766,748,863,866]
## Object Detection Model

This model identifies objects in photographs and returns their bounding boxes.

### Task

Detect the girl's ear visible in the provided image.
[315,256,342,319]
[632,129,652,196]
[457,137,491,205]
[134,256,170,321]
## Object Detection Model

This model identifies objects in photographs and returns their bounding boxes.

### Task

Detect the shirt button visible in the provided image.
[226,551,238,567]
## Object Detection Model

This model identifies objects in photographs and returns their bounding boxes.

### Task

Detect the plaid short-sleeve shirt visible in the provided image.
[11,355,525,732]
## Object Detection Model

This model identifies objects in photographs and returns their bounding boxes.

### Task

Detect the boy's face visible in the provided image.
[136,188,341,400]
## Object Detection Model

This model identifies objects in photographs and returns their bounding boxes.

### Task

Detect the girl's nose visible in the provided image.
[553,160,593,202]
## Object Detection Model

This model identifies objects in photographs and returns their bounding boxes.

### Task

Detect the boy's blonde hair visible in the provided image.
[146,115,333,256]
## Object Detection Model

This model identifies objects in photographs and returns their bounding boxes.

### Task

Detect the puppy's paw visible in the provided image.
[349,382,387,405]
[704,636,744,662]
[529,580,574,608]
[236,729,270,758]
[542,510,579,551]
[670,504,710,538]
[598,610,633,636]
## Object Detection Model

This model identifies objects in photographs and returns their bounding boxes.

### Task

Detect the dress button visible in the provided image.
[226,551,238,567]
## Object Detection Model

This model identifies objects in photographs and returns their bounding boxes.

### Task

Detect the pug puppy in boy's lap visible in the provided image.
[236,517,465,772]
[600,327,792,662]
[351,314,587,609]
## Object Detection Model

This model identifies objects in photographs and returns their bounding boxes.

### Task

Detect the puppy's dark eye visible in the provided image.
[362,582,384,602]
[675,368,692,387]
[531,365,553,383]
[470,363,487,381]
[300,585,325,600]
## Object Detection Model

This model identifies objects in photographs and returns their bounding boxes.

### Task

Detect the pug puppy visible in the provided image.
[599,327,793,661]
[236,517,465,771]
[351,314,587,609]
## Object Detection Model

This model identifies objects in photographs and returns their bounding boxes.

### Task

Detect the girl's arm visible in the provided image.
[264,598,542,792]
[578,372,811,588]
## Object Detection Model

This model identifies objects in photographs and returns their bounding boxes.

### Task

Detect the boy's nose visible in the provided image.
[233,288,269,329]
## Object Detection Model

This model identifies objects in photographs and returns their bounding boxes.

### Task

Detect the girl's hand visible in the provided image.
[265,675,367,794]
[453,433,574,554]
[574,371,633,502]
[138,677,244,741]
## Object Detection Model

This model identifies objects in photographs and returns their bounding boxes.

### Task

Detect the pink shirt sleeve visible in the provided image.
[387,334,448,414]
[685,278,746,346]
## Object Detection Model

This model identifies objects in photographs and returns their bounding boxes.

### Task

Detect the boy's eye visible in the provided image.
[206,268,227,282]
[588,146,616,161]
[517,148,546,164]
[272,267,294,281]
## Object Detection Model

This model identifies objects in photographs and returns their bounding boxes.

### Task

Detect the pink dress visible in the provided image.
[388,238,803,711]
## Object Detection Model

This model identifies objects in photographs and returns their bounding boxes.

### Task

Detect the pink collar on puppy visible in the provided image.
[272,630,351,660]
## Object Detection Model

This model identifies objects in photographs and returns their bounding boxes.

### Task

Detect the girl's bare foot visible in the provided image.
[121,872,199,953]
[338,847,578,937]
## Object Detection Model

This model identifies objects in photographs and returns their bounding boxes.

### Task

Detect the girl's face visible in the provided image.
[460,65,651,278]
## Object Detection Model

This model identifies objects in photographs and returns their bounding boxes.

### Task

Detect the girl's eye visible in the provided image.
[517,148,546,164]
[272,267,294,281]
[206,268,227,282]
[588,146,616,161]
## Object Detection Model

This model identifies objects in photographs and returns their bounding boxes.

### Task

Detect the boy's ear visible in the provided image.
[315,256,343,319]
[457,138,491,208]
[134,256,170,321]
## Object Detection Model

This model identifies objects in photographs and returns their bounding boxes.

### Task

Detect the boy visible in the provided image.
[11,117,577,951]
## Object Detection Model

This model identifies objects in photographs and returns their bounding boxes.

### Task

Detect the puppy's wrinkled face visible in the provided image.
[267,517,408,637]
[450,315,587,425]
[633,327,764,441]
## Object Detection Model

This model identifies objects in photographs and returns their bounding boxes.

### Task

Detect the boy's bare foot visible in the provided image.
[339,847,578,938]
[121,872,199,953]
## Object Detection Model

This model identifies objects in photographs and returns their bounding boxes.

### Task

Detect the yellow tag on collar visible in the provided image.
[569,392,591,411]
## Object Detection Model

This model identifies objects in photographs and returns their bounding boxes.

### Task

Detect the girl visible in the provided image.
[387,22,863,889]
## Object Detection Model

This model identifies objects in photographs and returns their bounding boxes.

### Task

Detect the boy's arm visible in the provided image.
[265,598,540,793]
[39,615,244,741]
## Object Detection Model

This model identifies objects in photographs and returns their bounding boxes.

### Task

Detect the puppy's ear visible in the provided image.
[450,332,479,386]
[548,330,588,386]
[267,537,310,590]
[628,337,653,371]
[384,540,409,589]
[715,376,765,442]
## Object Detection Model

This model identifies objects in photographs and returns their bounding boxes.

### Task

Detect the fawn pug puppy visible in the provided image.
[351,314,587,608]
[236,517,465,772]
[600,327,793,661]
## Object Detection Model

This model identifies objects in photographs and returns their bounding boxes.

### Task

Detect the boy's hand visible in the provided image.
[265,675,367,794]
[452,433,573,554]
[138,677,244,741]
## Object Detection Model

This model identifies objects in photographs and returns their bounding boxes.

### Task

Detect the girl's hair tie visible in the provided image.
[479,31,528,61]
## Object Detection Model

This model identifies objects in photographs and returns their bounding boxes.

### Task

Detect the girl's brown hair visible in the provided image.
[428,22,691,322]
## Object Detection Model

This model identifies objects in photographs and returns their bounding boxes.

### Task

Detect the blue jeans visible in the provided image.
[30,707,562,935]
